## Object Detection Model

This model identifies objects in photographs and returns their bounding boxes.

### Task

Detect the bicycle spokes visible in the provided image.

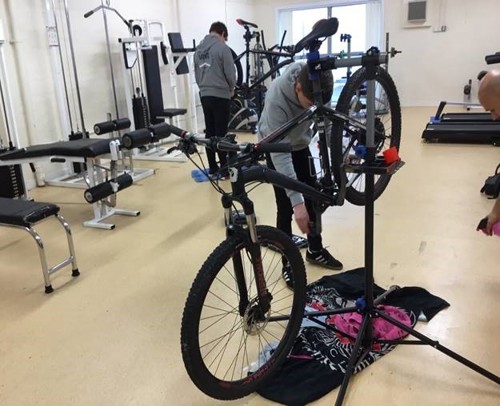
[331,66,401,206]
[189,232,304,386]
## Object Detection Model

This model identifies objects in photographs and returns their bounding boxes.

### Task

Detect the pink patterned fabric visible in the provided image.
[329,305,411,341]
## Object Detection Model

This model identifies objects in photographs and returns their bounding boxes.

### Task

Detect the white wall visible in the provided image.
[254,0,500,107]
[385,0,500,106]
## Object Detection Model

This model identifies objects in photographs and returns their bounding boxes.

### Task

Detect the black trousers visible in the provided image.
[266,147,323,251]
[200,96,230,174]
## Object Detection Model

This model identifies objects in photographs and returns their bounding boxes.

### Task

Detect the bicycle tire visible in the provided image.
[331,66,402,206]
[231,47,244,87]
[181,225,306,400]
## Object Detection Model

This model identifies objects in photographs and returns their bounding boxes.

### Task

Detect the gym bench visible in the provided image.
[0,124,173,229]
[0,197,79,293]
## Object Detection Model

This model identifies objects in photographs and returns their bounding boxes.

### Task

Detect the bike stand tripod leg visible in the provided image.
[334,312,373,406]
[374,309,500,385]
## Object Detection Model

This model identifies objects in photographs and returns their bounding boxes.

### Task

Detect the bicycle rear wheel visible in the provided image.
[331,66,402,206]
[181,225,306,400]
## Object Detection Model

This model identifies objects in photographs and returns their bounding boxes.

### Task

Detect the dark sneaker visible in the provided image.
[282,263,294,290]
[306,248,343,270]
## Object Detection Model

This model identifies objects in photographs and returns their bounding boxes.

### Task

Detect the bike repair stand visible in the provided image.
[304,48,500,405]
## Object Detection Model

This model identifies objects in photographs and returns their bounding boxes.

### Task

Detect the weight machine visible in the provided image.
[44,0,154,189]
[117,20,188,162]
[83,1,190,162]
[0,18,26,198]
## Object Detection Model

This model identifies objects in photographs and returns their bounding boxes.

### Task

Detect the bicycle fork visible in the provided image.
[223,194,271,319]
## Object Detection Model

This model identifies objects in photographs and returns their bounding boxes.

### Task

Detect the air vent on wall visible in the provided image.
[403,0,430,28]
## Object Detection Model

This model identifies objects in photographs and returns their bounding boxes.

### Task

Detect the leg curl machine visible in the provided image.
[0,121,173,229]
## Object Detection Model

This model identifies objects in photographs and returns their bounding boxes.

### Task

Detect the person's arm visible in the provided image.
[266,106,311,234]
[193,52,201,85]
[292,202,310,234]
[222,46,237,92]
[485,197,500,235]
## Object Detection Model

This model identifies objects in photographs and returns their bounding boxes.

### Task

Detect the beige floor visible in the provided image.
[0,107,499,406]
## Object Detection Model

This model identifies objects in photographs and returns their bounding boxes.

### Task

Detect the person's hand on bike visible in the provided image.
[477,198,500,236]
[293,202,310,234]
[484,199,500,235]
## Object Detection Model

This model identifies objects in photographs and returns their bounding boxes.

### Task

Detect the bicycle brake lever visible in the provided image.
[174,139,197,155]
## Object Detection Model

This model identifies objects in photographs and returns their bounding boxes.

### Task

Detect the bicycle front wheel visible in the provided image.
[180,225,306,400]
[331,66,402,206]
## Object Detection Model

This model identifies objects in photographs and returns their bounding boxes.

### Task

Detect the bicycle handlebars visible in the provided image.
[163,123,292,155]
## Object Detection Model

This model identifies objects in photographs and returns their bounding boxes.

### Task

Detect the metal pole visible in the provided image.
[0,21,20,148]
[49,0,73,131]
[100,0,120,119]
[364,75,376,312]
[63,0,87,135]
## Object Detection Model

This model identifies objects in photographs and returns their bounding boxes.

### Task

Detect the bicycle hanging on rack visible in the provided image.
[229,18,295,132]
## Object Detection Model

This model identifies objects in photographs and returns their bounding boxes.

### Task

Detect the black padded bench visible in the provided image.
[0,138,143,229]
[0,137,114,160]
[0,197,79,293]
[156,108,188,122]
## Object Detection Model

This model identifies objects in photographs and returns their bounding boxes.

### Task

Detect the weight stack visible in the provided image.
[69,131,87,173]
[0,163,26,198]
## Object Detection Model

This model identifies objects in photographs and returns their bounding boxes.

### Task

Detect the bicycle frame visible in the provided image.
[220,51,391,320]
[173,49,394,321]
[177,14,397,331]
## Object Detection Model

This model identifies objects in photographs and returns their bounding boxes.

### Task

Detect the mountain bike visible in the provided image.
[173,17,402,400]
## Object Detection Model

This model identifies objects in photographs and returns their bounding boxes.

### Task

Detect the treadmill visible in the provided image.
[422,101,500,145]
[422,52,500,145]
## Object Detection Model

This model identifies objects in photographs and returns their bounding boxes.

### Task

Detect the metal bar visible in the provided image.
[63,0,87,135]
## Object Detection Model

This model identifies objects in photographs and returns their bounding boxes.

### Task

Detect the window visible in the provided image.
[277,2,382,79]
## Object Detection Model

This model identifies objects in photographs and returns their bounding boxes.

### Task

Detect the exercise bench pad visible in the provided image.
[0,198,60,227]
[0,138,116,161]
[156,108,187,118]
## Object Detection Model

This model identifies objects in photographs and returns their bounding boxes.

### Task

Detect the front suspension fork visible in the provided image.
[223,195,271,316]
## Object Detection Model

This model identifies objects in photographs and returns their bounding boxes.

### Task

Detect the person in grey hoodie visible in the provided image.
[194,21,236,178]
[258,62,342,288]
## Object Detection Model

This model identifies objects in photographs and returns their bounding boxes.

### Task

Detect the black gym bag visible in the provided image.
[480,163,500,198]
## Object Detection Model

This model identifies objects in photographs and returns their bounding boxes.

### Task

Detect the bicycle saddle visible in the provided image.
[294,17,339,53]
[236,18,258,28]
